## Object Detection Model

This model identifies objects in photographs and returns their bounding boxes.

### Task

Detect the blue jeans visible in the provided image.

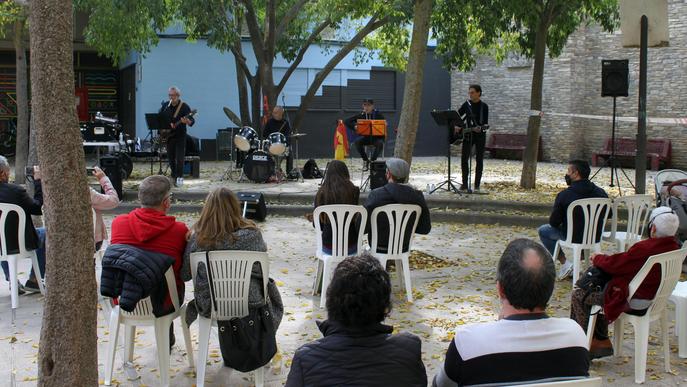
[538,224,563,257]
[2,227,46,281]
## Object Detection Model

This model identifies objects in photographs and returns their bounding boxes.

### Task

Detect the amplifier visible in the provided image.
[236,191,267,221]
[370,161,387,190]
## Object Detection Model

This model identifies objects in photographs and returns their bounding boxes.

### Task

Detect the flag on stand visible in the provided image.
[334,119,349,160]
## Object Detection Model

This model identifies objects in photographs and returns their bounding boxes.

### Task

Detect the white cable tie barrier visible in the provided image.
[529,111,687,126]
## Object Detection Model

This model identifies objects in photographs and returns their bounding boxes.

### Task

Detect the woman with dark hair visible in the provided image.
[311,160,360,254]
[285,253,427,386]
[183,187,282,331]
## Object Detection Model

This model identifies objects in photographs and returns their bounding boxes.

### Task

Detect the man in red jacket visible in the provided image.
[570,206,681,359]
[110,175,189,350]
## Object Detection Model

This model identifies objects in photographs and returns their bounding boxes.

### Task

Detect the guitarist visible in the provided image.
[454,84,488,192]
[159,86,195,186]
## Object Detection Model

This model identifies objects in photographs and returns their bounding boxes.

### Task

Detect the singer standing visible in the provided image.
[454,84,488,192]
[344,98,385,171]
[159,86,195,186]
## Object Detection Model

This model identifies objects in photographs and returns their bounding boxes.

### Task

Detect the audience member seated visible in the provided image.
[109,175,188,343]
[434,239,589,387]
[90,166,119,251]
[286,253,427,387]
[183,187,283,330]
[538,159,608,280]
[364,158,431,253]
[0,157,45,294]
[570,206,681,359]
[310,160,360,255]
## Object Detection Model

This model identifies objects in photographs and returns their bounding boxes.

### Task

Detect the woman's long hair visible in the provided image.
[315,160,359,206]
[193,187,257,249]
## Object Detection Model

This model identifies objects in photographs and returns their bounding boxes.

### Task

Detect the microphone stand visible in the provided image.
[282,95,303,182]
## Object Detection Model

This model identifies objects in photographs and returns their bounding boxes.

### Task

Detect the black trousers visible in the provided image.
[354,136,384,162]
[461,132,486,188]
[167,135,186,178]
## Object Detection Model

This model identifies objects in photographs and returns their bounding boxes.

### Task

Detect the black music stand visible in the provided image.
[145,113,165,175]
[430,110,461,194]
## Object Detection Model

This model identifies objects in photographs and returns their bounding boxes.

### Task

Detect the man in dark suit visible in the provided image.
[0,156,45,293]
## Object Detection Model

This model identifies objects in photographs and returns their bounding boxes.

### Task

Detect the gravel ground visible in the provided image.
[1,214,686,386]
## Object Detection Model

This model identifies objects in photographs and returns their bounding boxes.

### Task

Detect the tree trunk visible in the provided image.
[30,0,98,385]
[519,19,549,189]
[235,57,251,126]
[13,16,29,184]
[393,0,433,165]
[250,75,262,132]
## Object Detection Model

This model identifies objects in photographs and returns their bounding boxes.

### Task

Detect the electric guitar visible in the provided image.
[159,109,197,142]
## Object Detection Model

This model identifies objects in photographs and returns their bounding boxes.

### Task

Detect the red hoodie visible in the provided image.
[110,208,189,296]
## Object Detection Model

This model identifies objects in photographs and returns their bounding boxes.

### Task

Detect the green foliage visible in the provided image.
[0,1,26,39]
[75,0,176,65]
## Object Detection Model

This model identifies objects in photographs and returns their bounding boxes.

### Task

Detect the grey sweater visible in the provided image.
[183,228,283,327]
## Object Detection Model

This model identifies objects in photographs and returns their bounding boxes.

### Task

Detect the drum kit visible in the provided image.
[227,126,305,183]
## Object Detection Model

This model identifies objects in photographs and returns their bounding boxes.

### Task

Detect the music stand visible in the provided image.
[430,110,461,194]
[145,113,166,175]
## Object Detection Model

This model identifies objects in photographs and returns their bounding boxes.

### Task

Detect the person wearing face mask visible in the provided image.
[569,207,681,359]
[538,160,608,280]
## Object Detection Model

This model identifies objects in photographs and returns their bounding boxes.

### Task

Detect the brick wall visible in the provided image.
[451,0,687,169]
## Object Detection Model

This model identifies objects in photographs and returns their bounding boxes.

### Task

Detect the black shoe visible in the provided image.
[169,326,176,353]
[362,161,370,172]
[459,184,468,191]
[10,281,26,295]
[23,279,41,293]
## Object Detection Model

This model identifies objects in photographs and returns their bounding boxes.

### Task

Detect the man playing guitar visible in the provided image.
[454,84,489,192]
[159,86,195,186]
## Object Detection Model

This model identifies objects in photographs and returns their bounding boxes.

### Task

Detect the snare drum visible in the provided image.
[267,132,288,156]
[234,126,258,152]
[243,150,275,183]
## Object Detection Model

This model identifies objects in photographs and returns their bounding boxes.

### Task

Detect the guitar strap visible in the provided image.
[172,100,184,121]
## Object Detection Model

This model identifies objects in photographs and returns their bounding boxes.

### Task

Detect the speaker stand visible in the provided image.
[590,96,635,195]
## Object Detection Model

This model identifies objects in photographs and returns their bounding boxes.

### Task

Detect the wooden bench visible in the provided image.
[485,133,542,161]
[592,137,671,171]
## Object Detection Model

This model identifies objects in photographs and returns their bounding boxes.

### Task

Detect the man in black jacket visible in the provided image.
[286,254,427,386]
[0,156,45,293]
[345,98,386,170]
[364,158,431,252]
[538,160,608,280]
[262,106,293,173]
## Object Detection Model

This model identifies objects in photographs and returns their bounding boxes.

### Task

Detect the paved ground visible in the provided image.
[120,157,654,204]
[2,214,687,386]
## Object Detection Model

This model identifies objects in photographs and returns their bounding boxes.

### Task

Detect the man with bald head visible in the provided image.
[263,106,293,173]
[433,239,589,386]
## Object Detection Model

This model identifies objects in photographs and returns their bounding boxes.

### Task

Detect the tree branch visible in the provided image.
[275,0,310,39]
[276,19,331,94]
[238,0,266,64]
[265,0,277,58]
[230,42,253,79]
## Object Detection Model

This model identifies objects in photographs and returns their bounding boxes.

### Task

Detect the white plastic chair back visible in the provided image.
[563,198,612,247]
[119,268,180,320]
[608,195,653,250]
[313,205,367,258]
[370,204,422,254]
[0,203,30,257]
[628,248,687,321]
[190,250,269,320]
[517,377,602,386]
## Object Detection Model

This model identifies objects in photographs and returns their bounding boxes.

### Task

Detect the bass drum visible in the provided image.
[267,132,287,156]
[234,126,258,152]
[243,150,275,183]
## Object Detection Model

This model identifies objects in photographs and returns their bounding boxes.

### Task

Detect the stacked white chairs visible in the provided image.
[103,268,194,386]
[553,198,612,284]
[0,203,46,313]
[369,204,421,302]
[190,250,272,387]
[603,195,653,252]
[586,248,687,384]
[312,205,367,308]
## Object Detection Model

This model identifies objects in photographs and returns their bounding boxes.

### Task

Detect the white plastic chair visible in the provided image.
[516,377,602,386]
[190,250,271,387]
[669,281,687,358]
[587,248,686,384]
[369,204,421,302]
[552,198,612,284]
[312,205,367,308]
[603,195,652,252]
[103,268,194,387]
[516,378,602,387]
[0,203,46,311]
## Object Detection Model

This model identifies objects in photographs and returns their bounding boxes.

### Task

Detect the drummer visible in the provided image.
[263,106,293,173]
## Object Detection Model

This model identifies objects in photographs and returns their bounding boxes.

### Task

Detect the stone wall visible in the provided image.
[451,0,687,169]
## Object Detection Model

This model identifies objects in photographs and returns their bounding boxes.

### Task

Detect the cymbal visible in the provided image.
[290,133,307,138]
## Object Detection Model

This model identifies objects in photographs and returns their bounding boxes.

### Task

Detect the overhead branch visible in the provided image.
[276,19,331,93]
[275,0,310,39]
[265,0,277,58]
[239,0,267,64]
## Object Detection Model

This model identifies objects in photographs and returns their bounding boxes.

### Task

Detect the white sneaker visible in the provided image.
[558,260,573,280]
